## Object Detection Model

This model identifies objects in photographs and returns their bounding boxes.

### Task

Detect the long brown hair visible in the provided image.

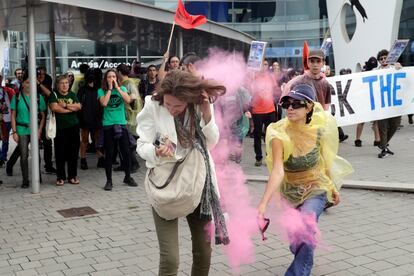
[101,69,121,91]
[152,70,226,105]
[152,70,226,147]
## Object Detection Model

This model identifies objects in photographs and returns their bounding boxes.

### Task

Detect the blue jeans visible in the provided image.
[285,193,327,276]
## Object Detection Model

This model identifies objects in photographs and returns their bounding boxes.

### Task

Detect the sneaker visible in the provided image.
[104,181,113,191]
[385,147,394,155]
[373,141,381,147]
[378,149,389,158]
[44,166,57,174]
[123,177,138,187]
[80,158,88,170]
[255,160,262,167]
[354,139,362,147]
[339,134,349,142]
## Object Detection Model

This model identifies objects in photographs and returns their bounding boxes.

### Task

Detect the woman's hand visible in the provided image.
[155,144,174,158]
[12,133,19,143]
[114,80,120,90]
[395,62,402,70]
[199,91,212,123]
[333,191,340,206]
[108,81,113,91]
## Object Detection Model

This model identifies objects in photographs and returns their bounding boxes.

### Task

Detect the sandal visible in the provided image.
[56,179,64,186]
[68,178,80,185]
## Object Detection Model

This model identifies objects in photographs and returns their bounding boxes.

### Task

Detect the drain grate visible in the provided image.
[57,206,98,218]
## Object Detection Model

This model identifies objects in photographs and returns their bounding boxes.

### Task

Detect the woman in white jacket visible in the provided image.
[136,70,227,276]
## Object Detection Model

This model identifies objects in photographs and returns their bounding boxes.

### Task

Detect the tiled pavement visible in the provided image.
[0,117,413,276]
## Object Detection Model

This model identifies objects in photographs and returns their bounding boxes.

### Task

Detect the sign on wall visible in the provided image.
[70,59,134,70]
[327,67,414,126]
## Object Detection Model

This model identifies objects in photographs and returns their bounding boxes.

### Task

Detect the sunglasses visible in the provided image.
[280,100,307,110]
[379,56,387,61]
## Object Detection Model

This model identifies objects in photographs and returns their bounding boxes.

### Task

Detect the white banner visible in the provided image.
[327,67,414,127]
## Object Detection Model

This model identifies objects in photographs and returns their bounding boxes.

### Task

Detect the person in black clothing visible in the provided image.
[139,65,158,103]
[37,67,56,173]
[77,68,104,170]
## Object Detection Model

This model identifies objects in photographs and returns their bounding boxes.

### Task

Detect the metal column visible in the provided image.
[49,3,57,83]
[178,29,183,58]
[26,0,40,194]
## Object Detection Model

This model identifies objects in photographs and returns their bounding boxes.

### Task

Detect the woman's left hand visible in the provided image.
[332,191,340,206]
[199,91,211,123]
[114,81,120,90]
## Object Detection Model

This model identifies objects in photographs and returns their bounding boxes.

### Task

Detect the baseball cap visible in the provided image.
[308,49,325,59]
[281,84,316,102]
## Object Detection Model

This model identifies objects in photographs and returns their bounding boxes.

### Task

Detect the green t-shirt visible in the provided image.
[97,86,127,126]
[10,93,46,135]
[49,91,79,129]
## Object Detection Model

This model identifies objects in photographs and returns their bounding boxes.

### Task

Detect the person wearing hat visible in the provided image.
[283,49,332,111]
[257,83,353,276]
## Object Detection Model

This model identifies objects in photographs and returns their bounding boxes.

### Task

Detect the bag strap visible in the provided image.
[148,155,187,190]
[22,93,30,112]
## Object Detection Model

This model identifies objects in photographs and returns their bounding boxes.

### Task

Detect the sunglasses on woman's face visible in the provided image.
[280,100,307,110]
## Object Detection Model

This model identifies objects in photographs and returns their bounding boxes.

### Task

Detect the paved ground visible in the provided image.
[0,117,413,276]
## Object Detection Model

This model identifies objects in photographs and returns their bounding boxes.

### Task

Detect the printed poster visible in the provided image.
[247,41,267,71]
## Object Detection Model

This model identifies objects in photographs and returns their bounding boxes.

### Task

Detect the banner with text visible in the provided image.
[327,67,414,127]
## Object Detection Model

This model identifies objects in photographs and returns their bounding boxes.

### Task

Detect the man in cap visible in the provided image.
[283,49,331,111]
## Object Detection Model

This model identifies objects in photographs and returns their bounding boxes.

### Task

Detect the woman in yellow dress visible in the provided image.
[257,83,353,276]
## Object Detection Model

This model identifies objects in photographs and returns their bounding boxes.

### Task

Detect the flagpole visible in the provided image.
[166,21,176,54]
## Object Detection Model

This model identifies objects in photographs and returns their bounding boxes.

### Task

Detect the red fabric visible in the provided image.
[303,41,309,70]
[174,0,207,29]
[3,86,16,101]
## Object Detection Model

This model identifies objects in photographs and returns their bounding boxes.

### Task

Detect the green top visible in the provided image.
[97,86,127,126]
[10,93,46,135]
[49,91,79,129]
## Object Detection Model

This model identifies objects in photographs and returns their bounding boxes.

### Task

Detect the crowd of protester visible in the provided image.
[0,47,406,188]
[0,47,407,276]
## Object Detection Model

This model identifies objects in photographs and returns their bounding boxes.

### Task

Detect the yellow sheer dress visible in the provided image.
[265,103,353,207]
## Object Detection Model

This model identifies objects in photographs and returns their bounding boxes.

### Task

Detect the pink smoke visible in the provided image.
[267,199,322,249]
[197,50,324,273]
[198,50,259,272]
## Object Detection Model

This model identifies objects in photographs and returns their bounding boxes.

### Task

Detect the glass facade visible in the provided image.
[1,1,250,77]
[136,0,414,69]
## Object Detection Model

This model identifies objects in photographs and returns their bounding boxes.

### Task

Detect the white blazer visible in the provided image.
[136,96,220,194]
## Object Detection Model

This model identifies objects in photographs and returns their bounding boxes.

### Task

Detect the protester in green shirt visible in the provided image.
[98,69,137,191]
[10,73,46,188]
[49,75,81,186]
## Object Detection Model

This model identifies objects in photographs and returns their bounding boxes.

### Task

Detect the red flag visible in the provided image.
[302,41,309,70]
[174,0,207,29]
